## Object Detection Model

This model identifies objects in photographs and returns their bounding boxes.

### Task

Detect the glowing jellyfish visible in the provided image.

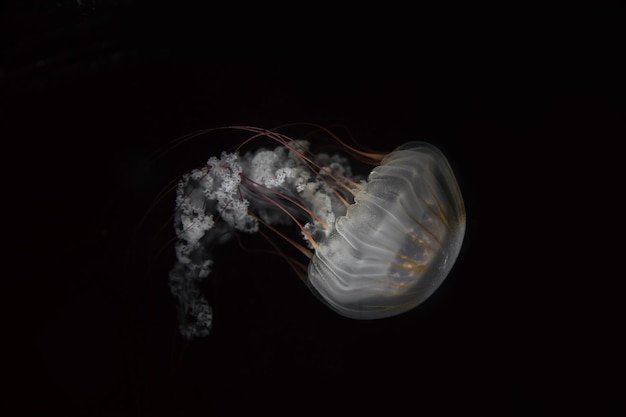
[167,126,465,338]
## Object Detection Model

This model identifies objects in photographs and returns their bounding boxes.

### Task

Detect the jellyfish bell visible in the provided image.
[164,125,465,337]
[307,142,466,319]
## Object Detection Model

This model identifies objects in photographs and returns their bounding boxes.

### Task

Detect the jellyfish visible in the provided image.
[167,125,465,338]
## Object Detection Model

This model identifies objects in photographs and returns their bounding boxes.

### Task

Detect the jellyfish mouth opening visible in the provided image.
[225,129,365,279]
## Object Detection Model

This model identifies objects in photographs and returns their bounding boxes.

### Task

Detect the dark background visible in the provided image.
[2,1,625,415]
